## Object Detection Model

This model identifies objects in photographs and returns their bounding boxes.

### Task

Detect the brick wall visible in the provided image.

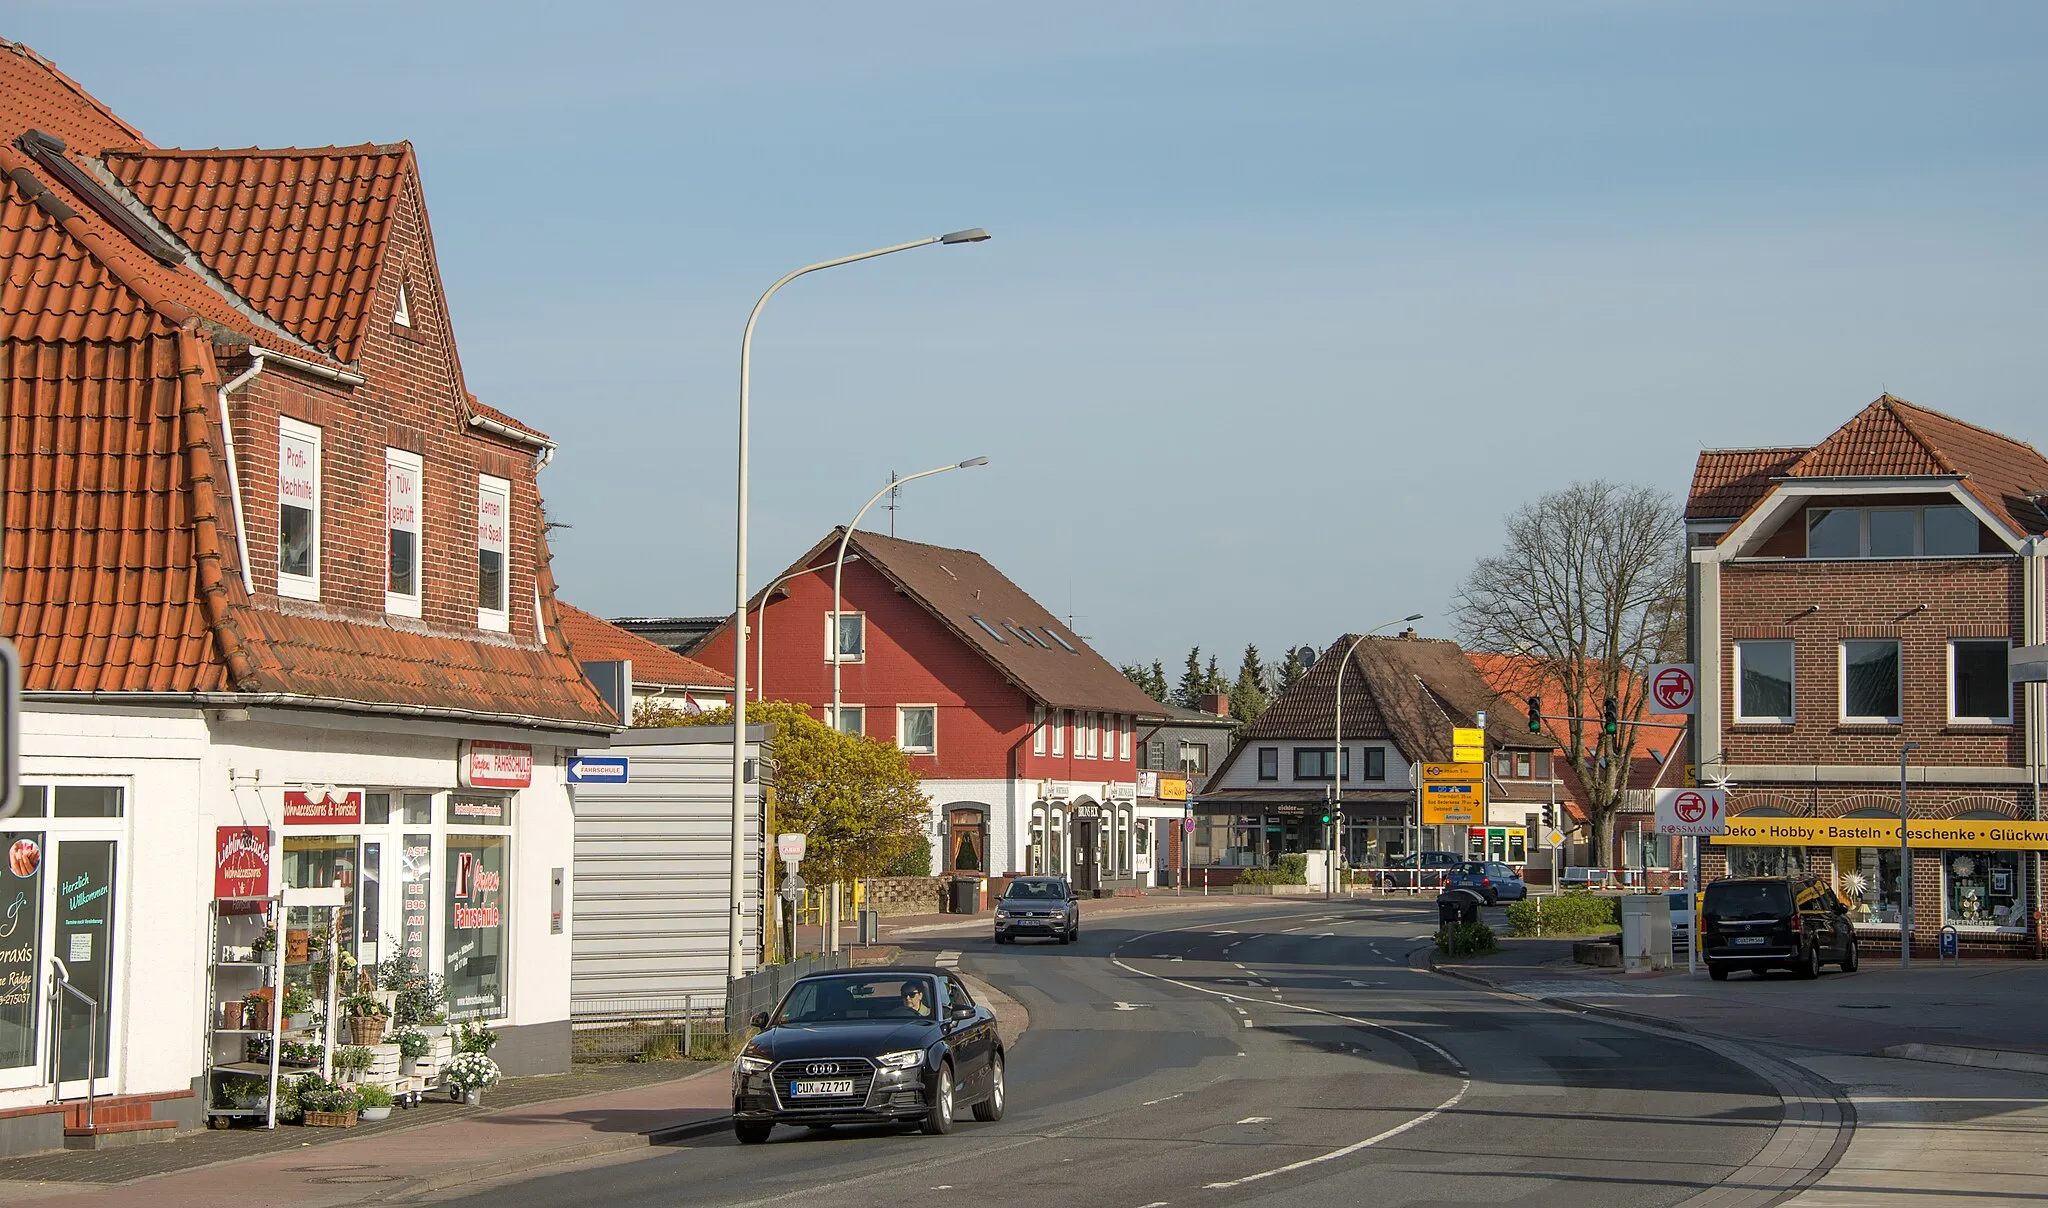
[221,173,547,641]
[1720,558,2023,768]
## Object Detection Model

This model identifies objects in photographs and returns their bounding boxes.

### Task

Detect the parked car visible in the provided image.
[1378,851,1462,889]
[1700,875,1858,980]
[993,876,1080,944]
[1666,889,1696,960]
[731,967,1004,1143]
[1444,861,1528,905]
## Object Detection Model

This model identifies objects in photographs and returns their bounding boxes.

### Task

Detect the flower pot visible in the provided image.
[453,1088,482,1106]
[351,1016,387,1046]
[359,1105,391,1122]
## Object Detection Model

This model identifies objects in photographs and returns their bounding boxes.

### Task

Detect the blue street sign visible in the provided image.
[567,756,630,785]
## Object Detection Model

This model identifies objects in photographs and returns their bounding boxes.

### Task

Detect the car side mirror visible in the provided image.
[750,1011,770,1031]
[950,1004,976,1021]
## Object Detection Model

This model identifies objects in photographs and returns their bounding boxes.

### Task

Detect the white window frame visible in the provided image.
[1839,639,1903,725]
[1733,639,1796,724]
[1119,716,1132,761]
[1033,705,1048,755]
[824,704,864,736]
[1052,710,1066,756]
[277,417,322,600]
[824,611,866,664]
[1074,712,1092,760]
[476,474,511,631]
[897,705,938,755]
[385,448,423,617]
[1948,638,2013,725]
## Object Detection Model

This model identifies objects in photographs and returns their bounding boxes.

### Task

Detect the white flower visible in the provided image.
[446,1052,501,1090]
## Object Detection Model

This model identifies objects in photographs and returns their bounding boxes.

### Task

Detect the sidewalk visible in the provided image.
[1430,936,2048,1061]
[0,1062,731,1206]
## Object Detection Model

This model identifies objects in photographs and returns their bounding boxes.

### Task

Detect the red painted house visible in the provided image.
[696,530,1165,892]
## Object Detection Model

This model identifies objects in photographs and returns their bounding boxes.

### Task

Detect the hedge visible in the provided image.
[1434,920,1498,956]
[1235,853,1309,886]
[1504,891,1618,937]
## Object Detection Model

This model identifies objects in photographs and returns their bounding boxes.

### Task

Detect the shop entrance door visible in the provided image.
[52,840,116,1088]
[1070,817,1101,893]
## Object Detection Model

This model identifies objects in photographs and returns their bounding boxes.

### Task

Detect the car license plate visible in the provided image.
[791,1078,855,1097]
[1733,937,1767,945]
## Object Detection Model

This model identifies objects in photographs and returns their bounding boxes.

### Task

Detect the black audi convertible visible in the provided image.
[730,966,1005,1143]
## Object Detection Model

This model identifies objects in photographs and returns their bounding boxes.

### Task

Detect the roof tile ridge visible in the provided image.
[1698,445,1810,457]
[105,141,412,160]
[65,148,347,364]
[174,325,268,689]
[2,41,154,148]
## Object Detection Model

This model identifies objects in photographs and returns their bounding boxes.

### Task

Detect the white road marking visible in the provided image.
[1280,926,1306,933]
[1169,956,1183,962]
[934,951,961,968]
[1111,1002,1148,1011]
[1242,1019,1254,1028]
[1233,963,1248,970]
[1237,1116,1272,1124]
[1211,930,1238,935]
[1138,1202,1171,1208]
[1141,1093,1183,1106]
[1314,933,1335,938]
[1202,1092,1463,1190]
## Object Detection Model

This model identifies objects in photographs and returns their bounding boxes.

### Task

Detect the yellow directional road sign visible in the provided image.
[1421,762,1483,783]
[1422,781,1481,823]
[1452,727,1484,749]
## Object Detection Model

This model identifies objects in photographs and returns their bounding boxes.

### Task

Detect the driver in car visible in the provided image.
[901,982,933,1019]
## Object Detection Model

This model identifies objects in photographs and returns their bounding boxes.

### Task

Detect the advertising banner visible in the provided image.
[214,826,272,898]
[1713,816,2048,849]
[282,790,362,827]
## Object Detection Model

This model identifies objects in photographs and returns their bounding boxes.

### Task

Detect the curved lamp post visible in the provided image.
[728,228,990,979]
[1330,614,1425,895]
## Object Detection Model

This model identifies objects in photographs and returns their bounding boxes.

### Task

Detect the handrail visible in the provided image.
[47,958,98,1130]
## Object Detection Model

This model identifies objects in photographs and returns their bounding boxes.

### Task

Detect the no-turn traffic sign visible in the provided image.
[1654,787,1727,835]
[1648,663,1698,714]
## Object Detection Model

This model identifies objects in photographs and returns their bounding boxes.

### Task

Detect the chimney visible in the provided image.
[1198,691,1230,717]
[1399,628,1417,639]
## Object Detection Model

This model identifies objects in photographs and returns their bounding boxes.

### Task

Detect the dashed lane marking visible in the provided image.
[934,951,961,968]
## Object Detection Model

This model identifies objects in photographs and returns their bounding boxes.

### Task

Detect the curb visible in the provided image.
[1880,1042,2048,1075]
[1423,949,1700,1036]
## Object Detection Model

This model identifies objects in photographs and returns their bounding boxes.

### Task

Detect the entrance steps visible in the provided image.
[58,1092,188,1150]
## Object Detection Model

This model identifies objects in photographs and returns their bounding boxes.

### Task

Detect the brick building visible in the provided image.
[1687,395,2048,958]
[554,602,732,719]
[0,40,616,1146]
[694,529,1165,893]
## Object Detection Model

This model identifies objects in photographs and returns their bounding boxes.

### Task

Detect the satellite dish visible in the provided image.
[1296,646,1318,666]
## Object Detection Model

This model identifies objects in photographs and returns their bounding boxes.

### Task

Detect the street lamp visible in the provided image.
[830,460,989,734]
[728,229,990,981]
[1330,615,1425,896]
[1899,741,1919,969]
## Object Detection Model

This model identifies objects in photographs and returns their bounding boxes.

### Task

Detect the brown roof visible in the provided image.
[466,394,551,443]
[555,602,733,690]
[0,43,614,731]
[1685,448,1804,520]
[726,530,1165,716]
[1691,396,2048,540]
[102,145,410,362]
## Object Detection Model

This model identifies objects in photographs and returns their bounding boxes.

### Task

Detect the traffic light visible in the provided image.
[1542,803,1555,828]
[1320,812,1332,825]
[1526,696,1542,733]
[1601,695,1619,735]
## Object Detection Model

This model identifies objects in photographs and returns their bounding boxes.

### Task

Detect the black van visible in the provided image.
[1701,875,1858,980]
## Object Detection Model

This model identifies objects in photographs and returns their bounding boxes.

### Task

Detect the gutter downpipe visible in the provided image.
[218,354,265,596]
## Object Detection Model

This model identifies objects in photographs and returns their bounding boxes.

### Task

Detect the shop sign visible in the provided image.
[448,794,511,825]
[1158,777,1189,802]
[1713,816,2048,850]
[1072,803,1101,818]
[1654,788,1727,836]
[460,740,532,789]
[214,826,272,898]
[282,789,362,827]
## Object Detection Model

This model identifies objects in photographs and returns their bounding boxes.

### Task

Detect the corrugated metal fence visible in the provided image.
[723,954,849,1036]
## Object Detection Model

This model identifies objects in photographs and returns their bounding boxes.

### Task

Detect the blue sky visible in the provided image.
[15,2,2048,670]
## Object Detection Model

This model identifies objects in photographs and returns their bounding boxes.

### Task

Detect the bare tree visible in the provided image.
[1455,481,1684,863]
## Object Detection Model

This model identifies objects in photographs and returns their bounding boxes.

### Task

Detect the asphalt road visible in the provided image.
[429,899,1841,1208]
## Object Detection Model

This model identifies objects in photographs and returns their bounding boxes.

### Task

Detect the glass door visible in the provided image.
[53,840,116,1087]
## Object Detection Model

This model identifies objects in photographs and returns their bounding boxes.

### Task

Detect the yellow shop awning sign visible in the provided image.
[1714,816,2048,850]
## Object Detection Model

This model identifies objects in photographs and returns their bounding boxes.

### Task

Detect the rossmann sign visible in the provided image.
[1715,816,2048,849]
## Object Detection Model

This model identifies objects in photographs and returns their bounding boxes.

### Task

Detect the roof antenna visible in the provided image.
[885,470,900,537]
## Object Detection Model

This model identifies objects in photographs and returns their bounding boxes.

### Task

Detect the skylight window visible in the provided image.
[969,615,1007,643]
[1042,628,1077,654]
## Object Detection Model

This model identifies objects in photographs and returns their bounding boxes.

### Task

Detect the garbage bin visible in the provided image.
[1437,889,1481,929]
[948,877,980,915]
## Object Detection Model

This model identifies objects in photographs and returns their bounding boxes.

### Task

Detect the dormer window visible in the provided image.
[1806,504,1978,558]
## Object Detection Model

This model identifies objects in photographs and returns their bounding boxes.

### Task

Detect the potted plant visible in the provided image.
[356,1083,394,1123]
[279,982,315,1028]
[455,1018,500,1054]
[333,1045,374,1084]
[346,994,390,1046]
[296,1074,360,1127]
[244,986,275,1031]
[392,1026,431,1074]
[280,1039,324,1067]
[381,953,449,1032]
[252,925,277,960]
[445,1052,501,1106]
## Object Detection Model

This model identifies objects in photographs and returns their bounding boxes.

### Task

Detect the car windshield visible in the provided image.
[1706,881,1792,921]
[773,975,938,1025]
[1004,880,1065,901]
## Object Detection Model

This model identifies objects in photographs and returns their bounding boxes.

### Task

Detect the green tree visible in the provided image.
[1274,647,1306,694]
[1174,647,1205,709]
[1231,644,1271,723]
[1203,654,1226,696]
[1120,660,1168,702]
[637,699,928,884]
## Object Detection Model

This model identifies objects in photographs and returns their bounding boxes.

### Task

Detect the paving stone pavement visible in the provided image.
[0,1061,718,1186]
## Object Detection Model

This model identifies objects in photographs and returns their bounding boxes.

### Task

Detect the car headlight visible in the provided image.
[994,910,1011,919]
[737,1053,773,1073]
[876,1049,925,1069]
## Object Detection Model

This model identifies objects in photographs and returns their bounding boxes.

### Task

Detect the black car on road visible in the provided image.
[731,966,1004,1143]
[993,876,1080,944]
[1701,874,1859,980]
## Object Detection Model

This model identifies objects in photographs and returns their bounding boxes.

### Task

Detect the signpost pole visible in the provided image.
[1900,743,1918,970]
[1687,834,1698,976]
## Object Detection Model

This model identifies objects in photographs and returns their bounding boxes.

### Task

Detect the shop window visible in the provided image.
[1841,640,1902,724]
[386,449,423,616]
[898,706,937,755]
[1257,748,1279,781]
[1950,639,2012,723]
[445,835,507,1018]
[476,474,510,630]
[1734,640,1794,723]
[1944,849,2026,929]
[364,793,393,826]
[403,792,434,825]
[1728,845,1803,878]
[1836,845,1903,924]
[278,417,321,599]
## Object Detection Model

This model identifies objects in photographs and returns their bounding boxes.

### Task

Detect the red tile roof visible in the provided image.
[1685,448,1804,520]
[102,145,410,362]
[466,393,550,443]
[555,602,733,690]
[1,42,615,731]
